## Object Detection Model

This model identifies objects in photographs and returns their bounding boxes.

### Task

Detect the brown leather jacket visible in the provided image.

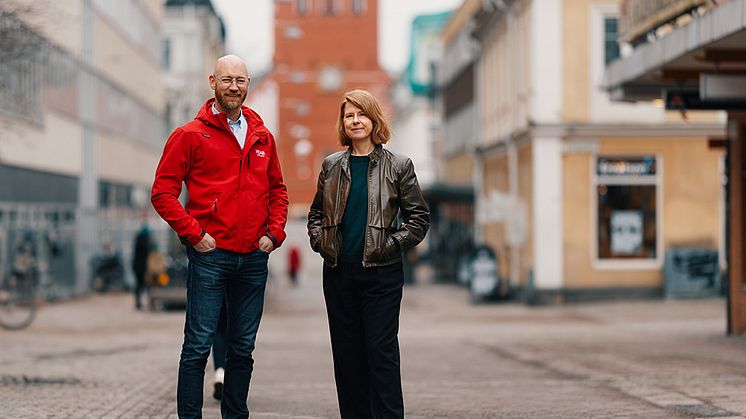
[307,145,430,268]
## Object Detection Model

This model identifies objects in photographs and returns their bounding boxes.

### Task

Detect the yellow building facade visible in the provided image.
[441,0,725,301]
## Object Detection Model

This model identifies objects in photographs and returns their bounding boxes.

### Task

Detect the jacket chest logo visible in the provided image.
[255,149,266,158]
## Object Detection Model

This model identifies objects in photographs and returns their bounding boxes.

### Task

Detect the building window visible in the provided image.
[93,0,161,63]
[164,103,172,133]
[352,0,366,15]
[604,17,620,65]
[595,156,659,262]
[161,37,171,70]
[296,0,308,15]
[320,0,340,15]
[99,181,133,208]
[0,12,44,120]
[283,25,303,39]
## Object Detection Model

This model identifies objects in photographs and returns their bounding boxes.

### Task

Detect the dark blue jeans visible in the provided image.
[212,299,227,370]
[177,247,269,419]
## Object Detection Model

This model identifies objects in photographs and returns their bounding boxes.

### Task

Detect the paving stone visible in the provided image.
[1,221,745,418]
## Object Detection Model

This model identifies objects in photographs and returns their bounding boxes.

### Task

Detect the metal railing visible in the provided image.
[0,203,174,299]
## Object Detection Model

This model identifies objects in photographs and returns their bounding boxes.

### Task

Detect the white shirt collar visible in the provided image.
[212,103,248,147]
[212,103,245,126]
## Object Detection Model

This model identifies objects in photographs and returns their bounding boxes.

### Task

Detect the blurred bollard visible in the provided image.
[663,247,720,298]
[467,245,501,303]
[522,269,538,305]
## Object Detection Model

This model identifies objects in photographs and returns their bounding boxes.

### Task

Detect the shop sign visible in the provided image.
[597,156,656,177]
[619,0,707,43]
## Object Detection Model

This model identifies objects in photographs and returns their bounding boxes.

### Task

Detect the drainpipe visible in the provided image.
[76,0,98,295]
[508,142,520,289]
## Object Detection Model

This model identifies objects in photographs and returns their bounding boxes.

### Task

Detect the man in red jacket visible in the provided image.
[152,55,288,419]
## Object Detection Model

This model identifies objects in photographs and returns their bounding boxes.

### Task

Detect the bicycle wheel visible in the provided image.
[0,274,37,330]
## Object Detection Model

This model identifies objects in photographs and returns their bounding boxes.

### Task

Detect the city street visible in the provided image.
[2,232,746,418]
[3,0,746,418]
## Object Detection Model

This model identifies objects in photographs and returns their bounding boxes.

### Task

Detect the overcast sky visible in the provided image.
[210,0,462,76]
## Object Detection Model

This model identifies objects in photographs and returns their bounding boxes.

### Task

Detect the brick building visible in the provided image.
[251,0,391,215]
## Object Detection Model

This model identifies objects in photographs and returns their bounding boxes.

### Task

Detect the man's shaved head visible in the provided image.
[214,54,248,77]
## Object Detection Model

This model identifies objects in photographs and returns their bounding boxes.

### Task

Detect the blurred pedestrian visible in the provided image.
[307,89,430,419]
[132,223,151,310]
[287,245,301,286]
[151,54,288,418]
[211,299,227,401]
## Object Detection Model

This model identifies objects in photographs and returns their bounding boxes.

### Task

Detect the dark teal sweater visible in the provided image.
[339,155,369,263]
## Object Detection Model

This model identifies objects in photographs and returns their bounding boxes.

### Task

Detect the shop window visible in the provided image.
[595,156,659,263]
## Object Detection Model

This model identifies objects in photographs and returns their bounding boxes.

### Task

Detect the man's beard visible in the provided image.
[216,90,246,112]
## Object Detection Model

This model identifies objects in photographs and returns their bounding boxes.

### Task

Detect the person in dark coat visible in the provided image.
[307,89,430,419]
[132,224,152,310]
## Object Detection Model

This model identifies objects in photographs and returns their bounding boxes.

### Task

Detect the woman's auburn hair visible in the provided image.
[336,89,391,147]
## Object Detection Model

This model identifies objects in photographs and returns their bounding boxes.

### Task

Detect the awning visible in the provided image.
[605,0,746,104]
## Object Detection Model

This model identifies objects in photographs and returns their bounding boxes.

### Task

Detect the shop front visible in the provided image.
[605,0,746,333]
[561,135,723,301]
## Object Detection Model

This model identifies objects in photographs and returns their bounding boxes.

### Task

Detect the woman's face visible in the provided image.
[342,101,373,144]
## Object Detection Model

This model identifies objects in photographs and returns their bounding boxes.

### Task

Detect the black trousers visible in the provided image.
[323,261,404,419]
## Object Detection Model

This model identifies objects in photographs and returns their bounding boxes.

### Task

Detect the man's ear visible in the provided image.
[208,74,216,91]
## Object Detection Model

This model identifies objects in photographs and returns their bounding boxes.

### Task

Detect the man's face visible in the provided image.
[210,63,249,113]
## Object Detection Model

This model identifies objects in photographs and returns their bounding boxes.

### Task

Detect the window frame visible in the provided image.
[591,154,663,270]
[603,16,620,65]
[588,4,661,123]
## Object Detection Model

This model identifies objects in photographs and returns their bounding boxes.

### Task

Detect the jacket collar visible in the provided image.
[196,98,270,145]
[344,144,382,159]
[341,144,382,177]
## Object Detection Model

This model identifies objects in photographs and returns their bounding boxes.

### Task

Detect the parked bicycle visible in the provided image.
[0,232,40,330]
[89,246,127,293]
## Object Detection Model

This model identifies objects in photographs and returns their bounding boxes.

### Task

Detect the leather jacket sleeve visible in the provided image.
[307,159,327,252]
[391,157,430,251]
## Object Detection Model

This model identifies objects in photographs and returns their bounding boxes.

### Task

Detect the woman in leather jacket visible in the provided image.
[307,89,429,419]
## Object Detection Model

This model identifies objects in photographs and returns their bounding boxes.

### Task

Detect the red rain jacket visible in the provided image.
[151,98,288,253]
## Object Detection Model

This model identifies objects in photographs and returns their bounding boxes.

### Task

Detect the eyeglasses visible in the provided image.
[215,76,250,88]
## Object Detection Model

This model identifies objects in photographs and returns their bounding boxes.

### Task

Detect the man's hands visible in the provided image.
[194,232,216,253]
[194,233,274,254]
[258,235,275,254]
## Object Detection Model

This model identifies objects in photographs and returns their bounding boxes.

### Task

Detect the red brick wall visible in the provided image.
[271,0,391,214]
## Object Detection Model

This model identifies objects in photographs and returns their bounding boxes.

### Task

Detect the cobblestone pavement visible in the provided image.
[2,230,746,418]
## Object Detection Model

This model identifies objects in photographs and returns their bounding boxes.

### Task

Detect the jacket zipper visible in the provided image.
[361,158,374,268]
